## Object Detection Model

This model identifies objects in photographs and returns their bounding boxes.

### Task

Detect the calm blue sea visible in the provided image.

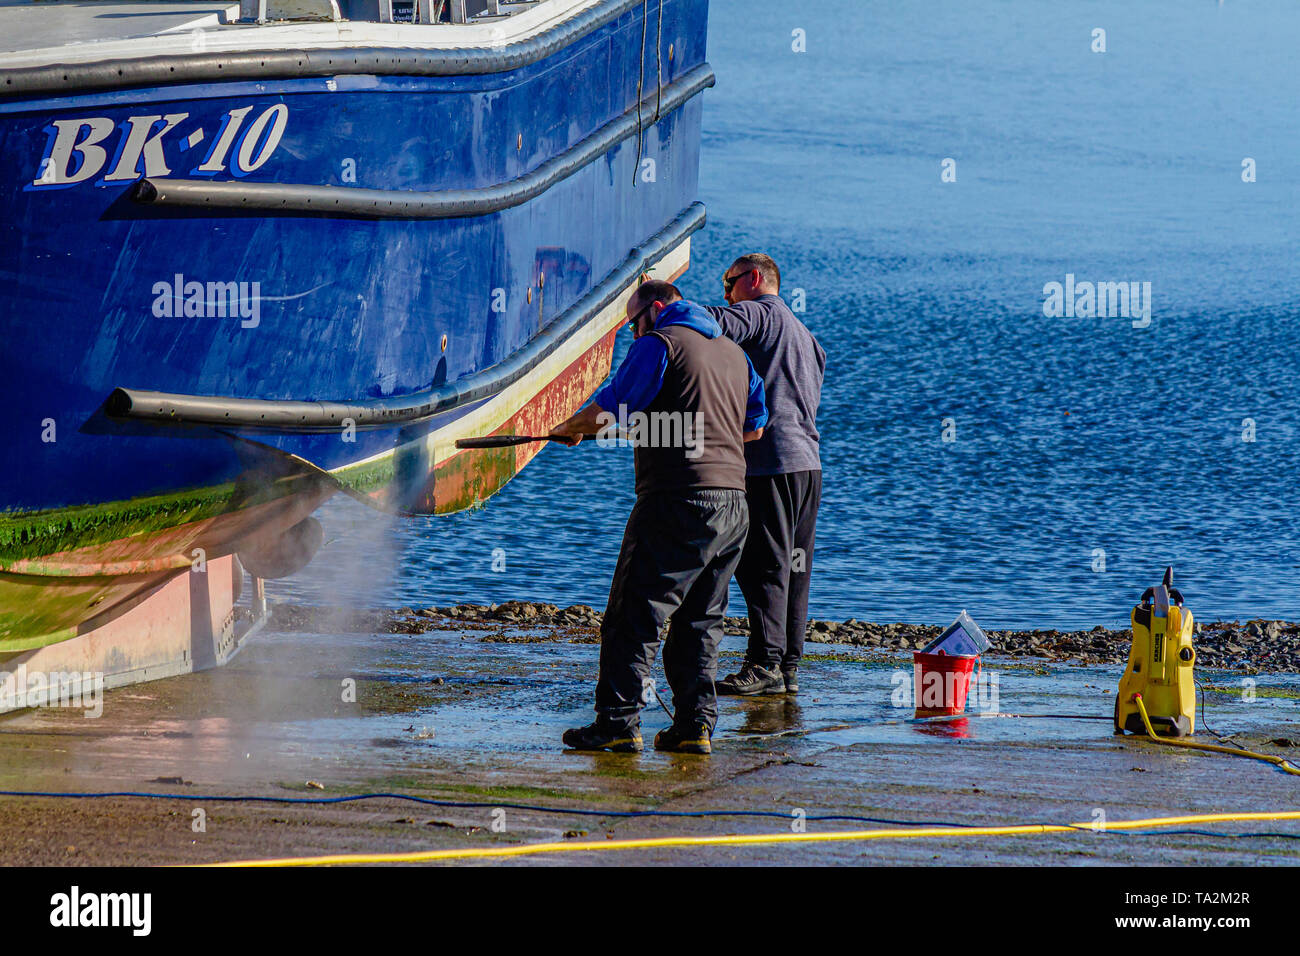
[281,0,1300,630]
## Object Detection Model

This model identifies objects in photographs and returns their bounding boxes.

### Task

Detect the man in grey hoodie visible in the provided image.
[707,254,825,695]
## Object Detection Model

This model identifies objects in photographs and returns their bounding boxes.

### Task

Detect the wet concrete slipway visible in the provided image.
[0,618,1298,866]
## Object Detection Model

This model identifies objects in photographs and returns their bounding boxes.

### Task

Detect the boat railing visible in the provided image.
[238,0,540,24]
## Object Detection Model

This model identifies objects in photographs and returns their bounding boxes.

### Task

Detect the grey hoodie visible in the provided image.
[705,294,825,476]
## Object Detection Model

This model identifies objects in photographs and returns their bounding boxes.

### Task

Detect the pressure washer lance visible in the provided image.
[455,433,618,449]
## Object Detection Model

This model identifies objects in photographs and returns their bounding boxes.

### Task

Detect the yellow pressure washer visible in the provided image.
[1115,566,1196,737]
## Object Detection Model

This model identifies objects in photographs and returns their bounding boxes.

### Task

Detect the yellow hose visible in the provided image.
[202,808,1300,866]
[196,696,1300,867]
[1133,694,1300,776]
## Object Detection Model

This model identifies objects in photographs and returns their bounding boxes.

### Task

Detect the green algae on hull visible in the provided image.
[0,483,241,564]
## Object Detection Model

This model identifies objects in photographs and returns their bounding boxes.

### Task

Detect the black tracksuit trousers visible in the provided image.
[595,488,748,735]
[734,470,822,671]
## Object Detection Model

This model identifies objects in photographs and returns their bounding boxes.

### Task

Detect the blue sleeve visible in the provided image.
[590,334,668,414]
[744,355,768,432]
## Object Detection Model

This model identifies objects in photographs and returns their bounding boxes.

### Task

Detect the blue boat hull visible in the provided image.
[0,0,712,645]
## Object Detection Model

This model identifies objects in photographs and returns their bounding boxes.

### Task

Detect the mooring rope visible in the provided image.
[654,0,664,121]
[633,0,648,187]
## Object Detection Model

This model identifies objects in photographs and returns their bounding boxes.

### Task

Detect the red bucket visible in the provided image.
[913,651,979,717]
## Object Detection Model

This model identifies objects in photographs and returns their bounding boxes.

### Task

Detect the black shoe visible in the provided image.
[782,667,799,694]
[716,662,786,696]
[562,722,643,752]
[654,723,712,754]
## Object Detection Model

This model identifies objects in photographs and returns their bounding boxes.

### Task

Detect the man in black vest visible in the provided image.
[707,254,825,697]
[549,280,768,754]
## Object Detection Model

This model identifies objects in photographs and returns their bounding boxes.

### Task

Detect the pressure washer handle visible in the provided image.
[1139,586,1184,606]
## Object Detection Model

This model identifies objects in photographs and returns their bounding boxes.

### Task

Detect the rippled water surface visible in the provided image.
[282,0,1300,629]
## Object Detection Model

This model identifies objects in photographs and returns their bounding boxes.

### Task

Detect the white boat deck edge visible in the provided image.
[0,0,592,72]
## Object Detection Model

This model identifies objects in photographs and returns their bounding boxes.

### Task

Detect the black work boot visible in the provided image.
[716,662,786,696]
[781,667,799,694]
[653,722,712,755]
[562,721,643,752]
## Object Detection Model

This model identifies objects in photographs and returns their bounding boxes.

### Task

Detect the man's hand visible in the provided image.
[549,402,607,447]
[743,427,764,443]
[548,418,586,446]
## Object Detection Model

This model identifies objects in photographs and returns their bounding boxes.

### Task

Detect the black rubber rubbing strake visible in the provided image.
[106,201,706,431]
[127,65,714,219]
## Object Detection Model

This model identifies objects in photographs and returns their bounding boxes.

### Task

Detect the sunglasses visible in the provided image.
[629,302,654,328]
[723,270,749,292]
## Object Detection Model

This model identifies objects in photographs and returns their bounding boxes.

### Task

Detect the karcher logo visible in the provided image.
[49,886,151,936]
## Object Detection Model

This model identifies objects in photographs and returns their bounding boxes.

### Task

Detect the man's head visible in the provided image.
[627,279,682,338]
[722,253,780,305]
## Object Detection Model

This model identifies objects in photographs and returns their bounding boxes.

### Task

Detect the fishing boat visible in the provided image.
[0,0,712,707]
